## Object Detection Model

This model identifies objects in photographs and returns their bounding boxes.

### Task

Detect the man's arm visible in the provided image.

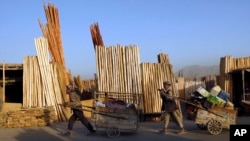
[66,93,82,107]
[160,89,174,100]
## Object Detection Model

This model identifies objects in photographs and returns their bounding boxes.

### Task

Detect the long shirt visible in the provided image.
[68,91,82,111]
[160,88,177,112]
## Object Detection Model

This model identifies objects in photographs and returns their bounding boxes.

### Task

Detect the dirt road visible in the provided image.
[0,115,249,141]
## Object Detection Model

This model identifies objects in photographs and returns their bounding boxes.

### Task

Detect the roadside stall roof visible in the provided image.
[0,64,23,70]
[228,68,250,74]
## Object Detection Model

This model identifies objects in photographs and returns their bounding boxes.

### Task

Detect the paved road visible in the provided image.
[0,115,249,141]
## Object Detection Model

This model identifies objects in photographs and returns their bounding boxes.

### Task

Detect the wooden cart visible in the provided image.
[92,91,142,138]
[182,97,237,135]
[194,107,237,135]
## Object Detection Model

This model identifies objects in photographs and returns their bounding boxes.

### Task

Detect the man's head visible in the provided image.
[66,85,73,94]
[163,81,171,89]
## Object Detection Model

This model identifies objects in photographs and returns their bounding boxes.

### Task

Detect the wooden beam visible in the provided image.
[3,62,5,103]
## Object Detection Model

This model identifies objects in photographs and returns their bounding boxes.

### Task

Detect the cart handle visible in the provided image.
[172,96,224,118]
[59,104,131,119]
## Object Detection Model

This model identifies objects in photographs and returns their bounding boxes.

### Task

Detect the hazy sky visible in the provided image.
[0,0,249,79]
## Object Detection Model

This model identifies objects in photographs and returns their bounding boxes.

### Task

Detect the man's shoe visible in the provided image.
[87,130,96,136]
[159,128,168,134]
[178,128,186,135]
[63,131,71,136]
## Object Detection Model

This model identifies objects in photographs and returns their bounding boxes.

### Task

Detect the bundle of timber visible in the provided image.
[157,53,170,63]
[90,22,104,50]
[95,45,142,104]
[141,63,179,113]
[73,75,84,92]
[177,76,185,99]
[22,37,67,122]
[23,56,43,108]
[73,76,96,92]
[39,2,68,85]
[141,53,181,116]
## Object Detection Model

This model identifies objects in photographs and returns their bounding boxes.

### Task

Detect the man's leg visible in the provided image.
[163,112,171,133]
[172,110,186,134]
[172,110,183,128]
[64,112,77,136]
[75,110,95,133]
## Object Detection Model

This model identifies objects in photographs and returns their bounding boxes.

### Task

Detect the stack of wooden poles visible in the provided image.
[23,37,67,122]
[95,45,142,103]
[35,37,67,121]
[95,47,183,117]
[176,77,185,99]
[220,55,250,100]
[38,2,68,85]
[90,22,104,50]
[81,79,96,91]
[141,53,181,115]
[23,56,43,107]
[74,75,84,92]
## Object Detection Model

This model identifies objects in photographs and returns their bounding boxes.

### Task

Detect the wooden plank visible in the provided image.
[3,62,5,103]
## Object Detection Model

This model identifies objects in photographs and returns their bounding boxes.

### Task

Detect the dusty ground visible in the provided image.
[0,115,249,141]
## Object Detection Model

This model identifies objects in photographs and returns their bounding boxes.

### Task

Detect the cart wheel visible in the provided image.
[196,124,207,130]
[207,119,222,135]
[107,126,120,138]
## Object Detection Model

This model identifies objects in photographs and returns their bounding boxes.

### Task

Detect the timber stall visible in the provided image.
[220,55,250,113]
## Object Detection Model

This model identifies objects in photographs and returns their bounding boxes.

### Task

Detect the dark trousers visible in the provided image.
[68,109,94,132]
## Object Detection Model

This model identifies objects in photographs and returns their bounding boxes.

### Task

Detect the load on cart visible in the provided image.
[184,85,237,135]
[91,91,142,138]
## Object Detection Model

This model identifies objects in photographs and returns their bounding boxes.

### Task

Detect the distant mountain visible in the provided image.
[175,65,220,78]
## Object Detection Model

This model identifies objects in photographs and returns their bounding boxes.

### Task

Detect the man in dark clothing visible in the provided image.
[63,85,96,136]
[159,81,186,135]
